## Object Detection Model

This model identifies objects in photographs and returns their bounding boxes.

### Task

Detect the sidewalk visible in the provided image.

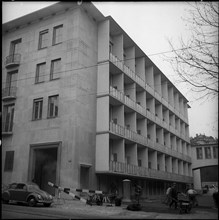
[51,194,218,219]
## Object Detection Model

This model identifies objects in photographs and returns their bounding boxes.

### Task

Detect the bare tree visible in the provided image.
[164,2,218,101]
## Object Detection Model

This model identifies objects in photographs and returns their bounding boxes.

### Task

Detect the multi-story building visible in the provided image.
[2,2,192,198]
[191,134,218,190]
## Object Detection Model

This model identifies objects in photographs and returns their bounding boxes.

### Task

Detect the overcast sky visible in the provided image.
[2,1,218,138]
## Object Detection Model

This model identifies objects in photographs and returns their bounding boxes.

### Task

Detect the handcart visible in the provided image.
[177,193,192,214]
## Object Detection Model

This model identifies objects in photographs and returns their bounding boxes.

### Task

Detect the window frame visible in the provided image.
[3,104,15,132]
[32,98,43,120]
[204,147,211,159]
[38,29,49,49]
[50,58,61,80]
[35,62,46,84]
[4,151,14,172]
[10,38,22,55]
[52,25,63,45]
[196,147,203,160]
[213,146,218,159]
[48,95,59,118]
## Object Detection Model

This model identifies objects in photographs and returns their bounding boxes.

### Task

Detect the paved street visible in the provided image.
[2,194,218,219]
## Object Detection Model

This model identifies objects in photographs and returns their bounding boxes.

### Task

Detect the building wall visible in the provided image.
[191,135,218,190]
[2,6,98,190]
[2,2,193,198]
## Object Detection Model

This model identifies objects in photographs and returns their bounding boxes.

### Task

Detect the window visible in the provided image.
[35,62,46,83]
[213,146,218,159]
[50,58,61,80]
[38,30,49,49]
[4,151,14,172]
[3,104,15,132]
[5,70,18,96]
[138,159,142,167]
[10,38,22,55]
[48,95,59,118]
[204,147,211,159]
[53,25,63,45]
[196,147,203,159]
[32,98,43,120]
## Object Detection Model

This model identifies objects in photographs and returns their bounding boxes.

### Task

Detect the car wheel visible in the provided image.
[44,203,51,207]
[28,197,36,207]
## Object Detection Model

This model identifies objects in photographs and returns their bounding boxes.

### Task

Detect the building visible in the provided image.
[191,134,218,190]
[2,2,192,198]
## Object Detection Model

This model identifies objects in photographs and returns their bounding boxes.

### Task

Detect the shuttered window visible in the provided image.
[4,151,14,172]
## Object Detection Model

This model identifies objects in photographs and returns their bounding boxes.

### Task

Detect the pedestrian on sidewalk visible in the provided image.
[187,185,198,207]
[169,183,178,209]
[163,184,171,205]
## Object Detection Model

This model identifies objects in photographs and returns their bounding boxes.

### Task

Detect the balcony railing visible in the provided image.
[109,161,193,183]
[2,87,17,100]
[109,121,192,163]
[5,54,21,68]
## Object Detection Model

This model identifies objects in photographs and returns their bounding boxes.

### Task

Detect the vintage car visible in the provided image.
[2,182,53,207]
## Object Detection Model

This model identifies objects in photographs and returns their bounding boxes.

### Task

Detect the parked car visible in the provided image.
[2,182,53,207]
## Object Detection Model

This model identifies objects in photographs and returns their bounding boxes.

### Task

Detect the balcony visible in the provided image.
[145,83,154,96]
[109,161,193,183]
[154,91,162,102]
[5,54,21,68]
[2,87,17,101]
[109,122,147,146]
[135,74,145,89]
[109,121,192,163]
[110,86,147,118]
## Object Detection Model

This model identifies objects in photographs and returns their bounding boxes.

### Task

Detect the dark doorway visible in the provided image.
[80,166,90,189]
[33,147,57,195]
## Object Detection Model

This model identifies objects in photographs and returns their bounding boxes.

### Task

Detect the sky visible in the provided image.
[2,1,218,138]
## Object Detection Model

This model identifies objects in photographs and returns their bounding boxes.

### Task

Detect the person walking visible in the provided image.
[187,186,198,207]
[169,183,178,209]
[163,184,172,205]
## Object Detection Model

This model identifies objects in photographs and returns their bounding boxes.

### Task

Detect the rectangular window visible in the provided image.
[35,62,46,83]
[48,95,59,118]
[196,147,203,159]
[38,29,49,49]
[3,104,15,132]
[213,147,218,159]
[50,58,61,80]
[32,98,43,120]
[10,38,22,55]
[204,147,211,159]
[5,70,18,96]
[53,25,63,45]
[4,151,14,172]
[138,159,142,167]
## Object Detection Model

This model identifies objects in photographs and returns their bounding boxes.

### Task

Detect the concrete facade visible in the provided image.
[2,2,192,198]
[191,134,218,190]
